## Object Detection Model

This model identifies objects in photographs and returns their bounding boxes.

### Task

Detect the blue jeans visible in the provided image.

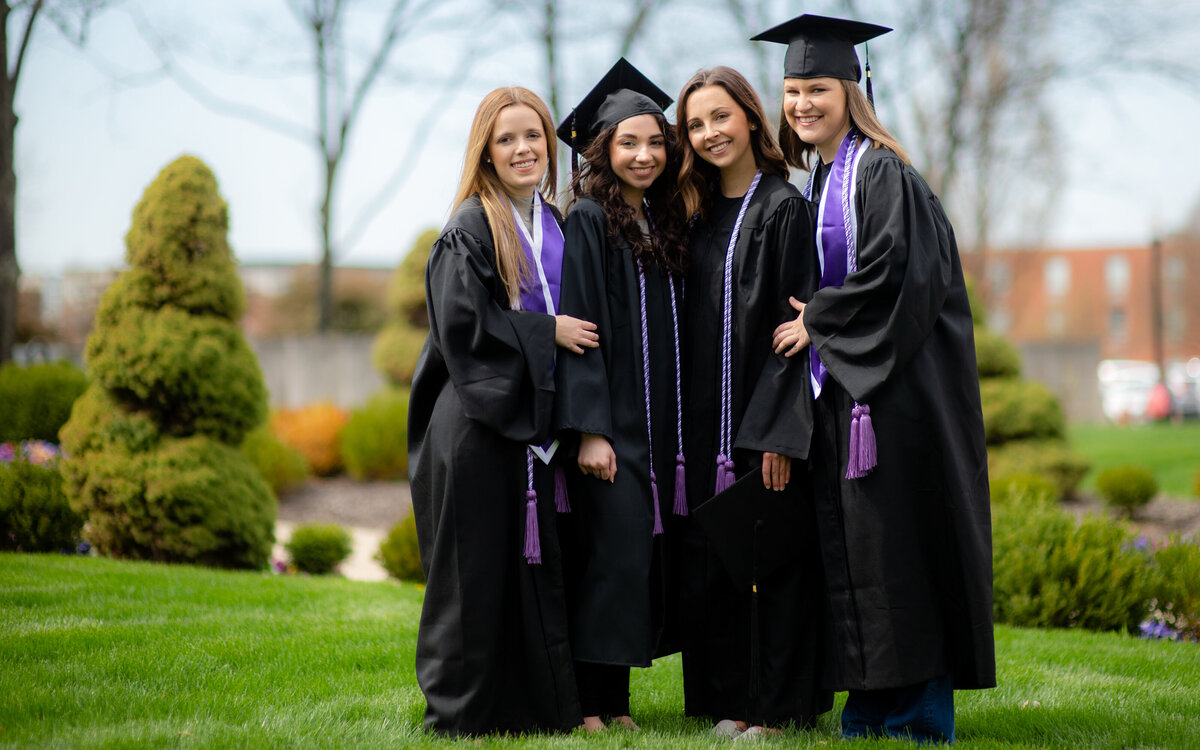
[841,673,955,744]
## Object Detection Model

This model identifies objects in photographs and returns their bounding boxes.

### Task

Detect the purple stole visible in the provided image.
[804,130,877,479]
[513,193,567,564]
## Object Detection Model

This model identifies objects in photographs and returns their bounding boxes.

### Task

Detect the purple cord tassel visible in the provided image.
[651,471,663,535]
[673,453,688,516]
[846,403,877,479]
[715,454,736,494]
[523,489,542,564]
[554,465,571,513]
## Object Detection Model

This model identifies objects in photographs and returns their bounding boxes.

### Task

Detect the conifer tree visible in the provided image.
[60,156,274,568]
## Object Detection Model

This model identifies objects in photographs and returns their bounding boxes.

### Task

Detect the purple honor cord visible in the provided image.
[809,130,877,479]
[715,171,763,494]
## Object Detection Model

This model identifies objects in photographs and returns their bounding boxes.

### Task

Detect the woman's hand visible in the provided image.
[761,452,791,491]
[772,297,810,357]
[578,433,617,483]
[556,315,599,353]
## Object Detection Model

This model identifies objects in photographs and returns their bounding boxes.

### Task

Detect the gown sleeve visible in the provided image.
[554,200,615,441]
[803,156,955,404]
[734,194,819,459]
[426,226,557,443]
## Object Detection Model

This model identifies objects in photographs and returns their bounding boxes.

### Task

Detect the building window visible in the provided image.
[1166,308,1184,344]
[1110,308,1127,342]
[990,309,1011,335]
[1105,256,1130,298]
[990,260,1010,298]
[1165,256,1185,295]
[1044,257,1070,297]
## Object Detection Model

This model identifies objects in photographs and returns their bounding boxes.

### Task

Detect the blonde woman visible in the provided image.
[408,86,597,737]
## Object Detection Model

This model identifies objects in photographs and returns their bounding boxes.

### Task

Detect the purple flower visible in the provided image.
[0,443,15,463]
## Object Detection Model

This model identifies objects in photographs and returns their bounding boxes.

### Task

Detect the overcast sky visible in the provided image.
[15,0,1200,278]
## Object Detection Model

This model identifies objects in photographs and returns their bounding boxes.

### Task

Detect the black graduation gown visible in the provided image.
[407,195,582,736]
[803,147,996,692]
[554,196,678,668]
[678,173,831,727]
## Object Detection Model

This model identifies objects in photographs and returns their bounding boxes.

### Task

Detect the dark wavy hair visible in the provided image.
[675,66,789,220]
[567,113,689,276]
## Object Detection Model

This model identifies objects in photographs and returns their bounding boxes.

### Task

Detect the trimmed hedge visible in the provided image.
[241,425,310,498]
[980,378,1066,445]
[378,513,424,583]
[271,402,349,477]
[1096,465,1158,518]
[0,361,88,442]
[340,388,409,481]
[285,522,352,575]
[0,461,83,553]
[987,439,1090,499]
[974,327,1021,380]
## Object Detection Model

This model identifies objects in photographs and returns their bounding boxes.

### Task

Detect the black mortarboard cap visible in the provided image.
[556,58,672,169]
[751,14,890,83]
[691,471,805,592]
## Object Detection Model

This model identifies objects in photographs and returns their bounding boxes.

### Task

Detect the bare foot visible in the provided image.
[610,715,640,731]
[581,716,606,732]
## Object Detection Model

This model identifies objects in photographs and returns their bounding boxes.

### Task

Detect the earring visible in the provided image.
[750,124,758,131]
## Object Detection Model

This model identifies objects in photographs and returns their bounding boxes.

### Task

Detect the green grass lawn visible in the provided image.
[1069,421,1200,500]
[3,554,1199,749]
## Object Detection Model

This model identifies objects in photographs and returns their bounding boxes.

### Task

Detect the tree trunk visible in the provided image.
[1,1,21,365]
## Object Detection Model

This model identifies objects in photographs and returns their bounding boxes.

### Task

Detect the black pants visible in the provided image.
[575,661,631,717]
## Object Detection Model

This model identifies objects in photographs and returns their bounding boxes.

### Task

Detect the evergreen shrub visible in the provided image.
[1096,465,1158,518]
[1149,536,1200,641]
[0,461,83,553]
[0,361,89,442]
[990,472,1059,504]
[372,228,436,387]
[980,378,1066,444]
[974,327,1021,379]
[370,326,428,387]
[987,439,1090,498]
[271,402,349,476]
[285,522,352,575]
[59,156,275,569]
[378,513,424,583]
[992,499,1153,632]
[241,424,309,498]
[340,388,409,481]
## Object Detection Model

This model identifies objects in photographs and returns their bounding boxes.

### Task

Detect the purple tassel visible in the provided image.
[673,453,688,516]
[846,403,878,479]
[651,471,664,535]
[554,466,571,513]
[523,489,542,565]
[714,454,736,494]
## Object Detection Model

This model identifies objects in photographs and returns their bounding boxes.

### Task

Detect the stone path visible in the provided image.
[273,477,410,582]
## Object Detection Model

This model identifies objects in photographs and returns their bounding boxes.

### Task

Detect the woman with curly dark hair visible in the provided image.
[673,65,829,739]
[552,59,690,732]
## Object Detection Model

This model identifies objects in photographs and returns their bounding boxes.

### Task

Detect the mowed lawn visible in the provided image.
[1070,421,1200,500]
[2,554,1199,749]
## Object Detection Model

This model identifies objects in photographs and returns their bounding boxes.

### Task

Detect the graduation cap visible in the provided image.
[556,58,673,172]
[751,14,891,103]
[692,470,808,697]
[691,471,805,592]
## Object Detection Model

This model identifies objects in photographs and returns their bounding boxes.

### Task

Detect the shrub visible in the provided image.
[992,499,1153,632]
[0,361,89,442]
[378,513,424,583]
[1193,464,1200,499]
[372,228,436,387]
[979,378,1066,445]
[1096,465,1158,518]
[271,402,349,476]
[990,472,1059,505]
[340,388,409,481]
[241,424,309,498]
[974,327,1021,380]
[285,522,352,575]
[0,461,84,553]
[987,438,1090,499]
[370,326,428,387]
[58,156,275,570]
[1148,536,1200,641]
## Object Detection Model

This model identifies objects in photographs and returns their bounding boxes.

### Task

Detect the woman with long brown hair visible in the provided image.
[408,85,597,737]
[674,65,829,739]
[552,59,689,732]
[759,14,995,744]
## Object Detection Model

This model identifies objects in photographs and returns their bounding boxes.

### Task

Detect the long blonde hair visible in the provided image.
[451,87,558,303]
[779,79,909,172]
